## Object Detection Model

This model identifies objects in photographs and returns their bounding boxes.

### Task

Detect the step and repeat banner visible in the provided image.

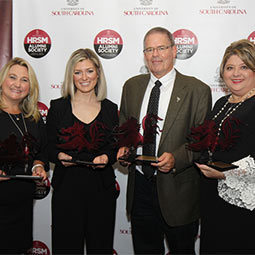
[11,0,255,254]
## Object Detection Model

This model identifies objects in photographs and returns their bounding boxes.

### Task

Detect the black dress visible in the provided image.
[199,95,255,254]
[0,111,48,254]
[46,97,119,254]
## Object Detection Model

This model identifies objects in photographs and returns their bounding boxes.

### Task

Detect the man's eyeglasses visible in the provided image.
[143,45,172,54]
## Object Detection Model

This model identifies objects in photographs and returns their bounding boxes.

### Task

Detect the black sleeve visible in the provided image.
[46,100,63,164]
[99,101,119,165]
[34,117,49,171]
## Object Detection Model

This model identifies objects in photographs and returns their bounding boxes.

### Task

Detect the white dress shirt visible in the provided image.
[136,68,176,173]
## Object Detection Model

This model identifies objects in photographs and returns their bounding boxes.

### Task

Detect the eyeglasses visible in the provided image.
[143,45,172,54]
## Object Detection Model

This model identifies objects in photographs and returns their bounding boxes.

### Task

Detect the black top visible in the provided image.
[200,95,255,253]
[0,110,48,175]
[208,95,255,163]
[46,97,119,190]
[0,110,48,253]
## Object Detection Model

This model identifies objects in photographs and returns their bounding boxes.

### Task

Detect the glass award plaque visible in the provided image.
[135,155,158,164]
[61,159,106,166]
[0,174,43,180]
[118,154,158,165]
[206,161,238,171]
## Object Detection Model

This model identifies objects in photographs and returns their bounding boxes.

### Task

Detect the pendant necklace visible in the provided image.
[208,88,255,160]
[15,114,20,121]
[7,112,29,172]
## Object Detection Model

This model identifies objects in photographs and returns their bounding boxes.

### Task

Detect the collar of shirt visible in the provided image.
[149,68,176,90]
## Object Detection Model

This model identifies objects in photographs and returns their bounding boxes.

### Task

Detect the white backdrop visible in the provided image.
[12,0,255,254]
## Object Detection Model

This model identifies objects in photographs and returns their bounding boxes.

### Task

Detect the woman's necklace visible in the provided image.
[7,112,29,171]
[208,88,255,160]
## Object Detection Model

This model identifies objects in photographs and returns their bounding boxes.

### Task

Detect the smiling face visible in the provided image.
[73,59,98,96]
[1,64,30,105]
[223,55,255,97]
[144,32,177,79]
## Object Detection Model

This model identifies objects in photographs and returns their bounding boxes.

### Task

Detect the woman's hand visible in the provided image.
[117,146,129,160]
[58,152,74,167]
[195,163,225,179]
[117,147,130,167]
[32,165,47,181]
[93,154,108,168]
[0,170,10,181]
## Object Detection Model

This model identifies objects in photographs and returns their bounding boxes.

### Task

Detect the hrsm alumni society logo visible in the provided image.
[173,29,198,60]
[94,30,123,59]
[28,241,50,255]
[24,29,51,58]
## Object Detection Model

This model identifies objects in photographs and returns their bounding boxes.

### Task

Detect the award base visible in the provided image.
[206,161,238,171]
[61,159,106,166]
[119,154,158,164]
[0,174,43,180]
[135,155,158,164]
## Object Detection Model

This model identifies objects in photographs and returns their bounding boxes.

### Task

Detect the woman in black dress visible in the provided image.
[47,48,119,254]
[0,57,48,254]
[191,39,255,254]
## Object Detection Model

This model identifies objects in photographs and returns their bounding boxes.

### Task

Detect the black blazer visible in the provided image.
[46,96,119,190]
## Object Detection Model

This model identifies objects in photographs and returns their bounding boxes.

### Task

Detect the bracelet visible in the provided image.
[32,164,44,172]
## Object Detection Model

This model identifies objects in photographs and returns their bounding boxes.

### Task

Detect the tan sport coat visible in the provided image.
[119,70,212,226]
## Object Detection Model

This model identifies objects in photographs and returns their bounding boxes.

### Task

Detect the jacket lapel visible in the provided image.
[159,71,188,147]
[133,75,150,120]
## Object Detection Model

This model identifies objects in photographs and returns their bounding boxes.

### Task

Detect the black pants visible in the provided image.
[131,171,198,255]
[51,167,117,254]
[0,180,34,254]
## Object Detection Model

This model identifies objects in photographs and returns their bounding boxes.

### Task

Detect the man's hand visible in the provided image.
[152,152,175,173]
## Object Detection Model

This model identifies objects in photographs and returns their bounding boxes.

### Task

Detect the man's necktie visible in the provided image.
[142,80,162,179]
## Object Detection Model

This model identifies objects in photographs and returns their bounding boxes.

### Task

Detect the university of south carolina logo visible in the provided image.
[139,65,149,74]
[210,67,229,94]
[139,0,153,6]
[67,0,79,6]
[217,0,230,4]
[124,0,168,16]
[213,67,223,84]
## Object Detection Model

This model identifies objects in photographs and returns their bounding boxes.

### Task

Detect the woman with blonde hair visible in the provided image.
[47,48,118,254]
[0,57,48,254]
